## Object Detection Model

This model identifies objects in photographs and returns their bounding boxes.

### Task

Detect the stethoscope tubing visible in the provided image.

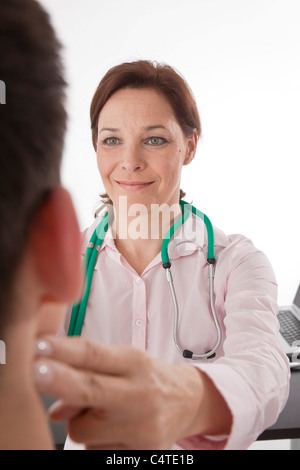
[69,212,109,336]
[165,263,221,360]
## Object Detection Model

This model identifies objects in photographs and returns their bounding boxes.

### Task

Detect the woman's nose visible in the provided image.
[121,144,146,173]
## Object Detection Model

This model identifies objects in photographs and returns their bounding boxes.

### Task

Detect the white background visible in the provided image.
[39,0,299,306]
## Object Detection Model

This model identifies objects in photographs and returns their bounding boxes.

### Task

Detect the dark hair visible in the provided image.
[0,0,67,332]
[90,60,201,208]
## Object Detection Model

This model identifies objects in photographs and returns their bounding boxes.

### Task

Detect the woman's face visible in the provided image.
[96,87,197,211]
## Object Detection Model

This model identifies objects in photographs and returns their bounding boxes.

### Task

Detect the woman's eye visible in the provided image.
[103,137,119,145]
[147,137,167,146]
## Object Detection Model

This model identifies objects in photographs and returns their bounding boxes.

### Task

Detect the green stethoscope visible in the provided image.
[68,200,221,360]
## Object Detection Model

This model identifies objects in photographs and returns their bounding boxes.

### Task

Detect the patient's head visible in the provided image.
[0,0,81,339]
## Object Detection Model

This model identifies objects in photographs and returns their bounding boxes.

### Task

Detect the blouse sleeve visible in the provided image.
[177,238,290,450]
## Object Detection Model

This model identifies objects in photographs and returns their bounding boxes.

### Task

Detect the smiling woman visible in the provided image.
[96,87,197,210]
[54,59,291,451]
[90,60,201,208]
[91,84,199,276]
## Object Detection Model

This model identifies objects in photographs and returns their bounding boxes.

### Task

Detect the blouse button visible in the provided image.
[135,319,143,327]
[135,277,143,285]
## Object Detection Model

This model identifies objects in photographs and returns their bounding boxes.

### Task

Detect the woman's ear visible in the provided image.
[29,186,83,304]
[183,129,198,165]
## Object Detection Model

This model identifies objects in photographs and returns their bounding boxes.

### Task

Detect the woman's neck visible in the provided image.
[112,201,182,276]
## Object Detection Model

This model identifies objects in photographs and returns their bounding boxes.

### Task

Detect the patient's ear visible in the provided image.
[29,186,83,303]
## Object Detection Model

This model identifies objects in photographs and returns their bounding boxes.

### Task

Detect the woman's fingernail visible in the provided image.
[34,361,53,387]
[36,339,52,357]
[47,399,64,415]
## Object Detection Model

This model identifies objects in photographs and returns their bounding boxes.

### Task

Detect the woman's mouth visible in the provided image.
[116,180,154,191]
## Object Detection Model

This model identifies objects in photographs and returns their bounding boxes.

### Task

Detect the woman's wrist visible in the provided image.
[174,364,232,440]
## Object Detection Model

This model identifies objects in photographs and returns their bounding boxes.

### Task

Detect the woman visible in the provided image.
[60,60,290,450]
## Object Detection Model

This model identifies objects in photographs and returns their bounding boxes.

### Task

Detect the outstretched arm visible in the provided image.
[35,336,232,450]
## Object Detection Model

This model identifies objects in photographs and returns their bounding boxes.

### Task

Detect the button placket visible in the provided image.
[132,276,147,350]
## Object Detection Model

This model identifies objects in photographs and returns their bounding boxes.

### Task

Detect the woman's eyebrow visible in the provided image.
[98,125,169,135]
[143,125,168,131]
[98,127,120,134]
[98,127,120,135]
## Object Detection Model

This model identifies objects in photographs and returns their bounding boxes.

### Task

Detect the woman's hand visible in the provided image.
[34,336,231,450]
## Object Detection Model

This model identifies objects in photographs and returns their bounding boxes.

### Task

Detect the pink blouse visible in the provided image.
[61,210,290,450]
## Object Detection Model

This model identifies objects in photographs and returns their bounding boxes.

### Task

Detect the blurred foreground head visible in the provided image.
[0,0,67,332]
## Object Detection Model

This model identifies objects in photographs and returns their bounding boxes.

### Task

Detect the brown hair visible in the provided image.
[90,60,201,207]
[0,0,67,333]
